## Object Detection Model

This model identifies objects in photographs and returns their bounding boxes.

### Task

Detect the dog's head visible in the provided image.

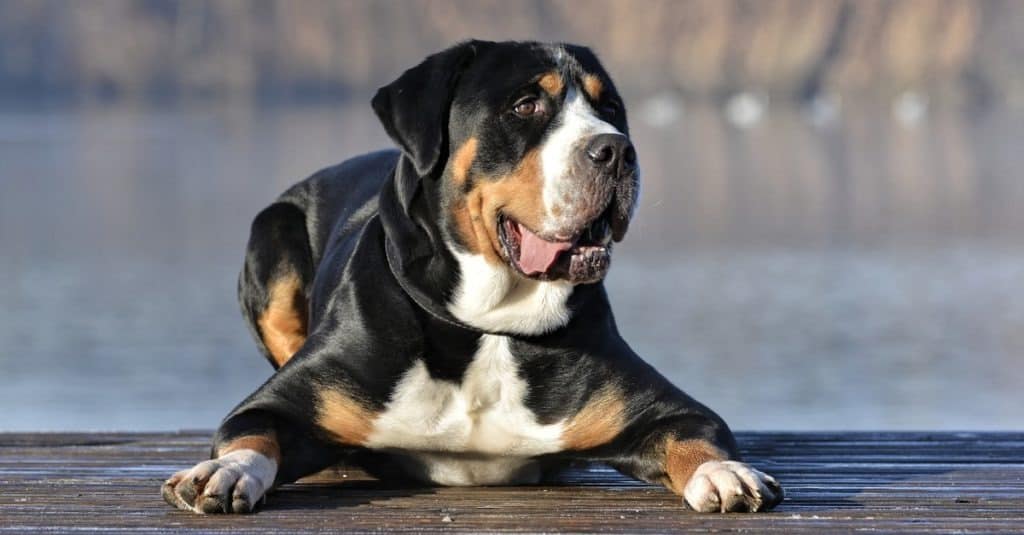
[373,40,639,285]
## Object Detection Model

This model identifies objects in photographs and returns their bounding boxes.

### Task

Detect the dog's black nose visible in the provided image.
[584,133,636,173]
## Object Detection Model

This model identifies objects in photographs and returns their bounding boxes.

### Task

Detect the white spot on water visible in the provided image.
[726,92,767,129]
[893,91,929,127]
[639,92,683,128]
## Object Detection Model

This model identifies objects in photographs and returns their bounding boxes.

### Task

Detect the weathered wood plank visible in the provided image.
[0,432,1021,533]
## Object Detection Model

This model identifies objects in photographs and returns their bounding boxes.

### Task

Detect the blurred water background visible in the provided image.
[1,0,1022,431]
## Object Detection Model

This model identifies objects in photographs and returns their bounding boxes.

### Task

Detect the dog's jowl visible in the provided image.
[162,40,783,515]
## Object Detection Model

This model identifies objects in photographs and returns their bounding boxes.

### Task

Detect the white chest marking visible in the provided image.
[365,334,565,485]
[447,249,573,335]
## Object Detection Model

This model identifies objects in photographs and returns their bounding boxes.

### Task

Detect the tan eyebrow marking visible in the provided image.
[582,74,604,101]
[538,71,565,96]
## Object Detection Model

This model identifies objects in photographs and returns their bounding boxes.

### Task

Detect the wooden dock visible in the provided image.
[0,431,1021,533]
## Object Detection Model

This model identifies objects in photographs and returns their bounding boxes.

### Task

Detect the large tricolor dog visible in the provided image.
[162,40,783,515]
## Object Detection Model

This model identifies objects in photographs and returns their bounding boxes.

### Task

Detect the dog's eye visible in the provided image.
[513,97,540,118]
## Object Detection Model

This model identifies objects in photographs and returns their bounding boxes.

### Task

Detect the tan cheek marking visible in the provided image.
[450,137,478,185]
[453,149,547,266]
[451,186,500,265]
[539,71,565,96]
[583,74,604,101]
[663,438,729,495]
[479,149,546,252]
[257,273,307,368]
[315,389,376,446]
[217,432,282,464]
[561,386,626,450]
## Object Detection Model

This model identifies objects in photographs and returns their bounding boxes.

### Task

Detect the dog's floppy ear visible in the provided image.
[372,41,482,177]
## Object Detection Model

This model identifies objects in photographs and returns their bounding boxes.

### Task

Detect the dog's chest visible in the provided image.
[365,334,563,485]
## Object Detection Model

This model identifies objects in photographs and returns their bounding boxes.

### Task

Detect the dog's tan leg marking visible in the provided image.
[561,386,625,450]
[257,273,307,367]
[663,438,728,494]
[315,389,376,446]
[162,432,280,515]
[664,438,783,513]
[217,433,282,463]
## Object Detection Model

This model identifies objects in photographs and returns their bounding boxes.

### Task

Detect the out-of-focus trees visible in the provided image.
[0,0,1020,104]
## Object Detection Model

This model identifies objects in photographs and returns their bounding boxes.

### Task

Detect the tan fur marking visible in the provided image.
[257,273,307,367]
[451,137,478,185]
[217,432,281,464]
[451,197,480,255]
[582,74,604,101]
[663,438,729,495]
[452,149,547,265]
[315,389,376,446]
[538,71,564,96]
[561,386,626,450]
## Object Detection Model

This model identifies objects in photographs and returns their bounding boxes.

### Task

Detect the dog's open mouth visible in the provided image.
[498,212,613,284]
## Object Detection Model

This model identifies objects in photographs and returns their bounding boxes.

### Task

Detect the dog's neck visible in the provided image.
[378,157,579,337]
[446,248,574,335]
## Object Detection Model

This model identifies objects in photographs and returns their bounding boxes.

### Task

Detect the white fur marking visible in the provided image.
[169,449,277,514]
[447,249,573,335]
[366,334,565,485]
[215,449,276,497]
[684,460,782,513]
[540,86,622,234]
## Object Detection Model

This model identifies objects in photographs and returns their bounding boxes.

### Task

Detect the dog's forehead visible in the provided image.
[457,42,613,104]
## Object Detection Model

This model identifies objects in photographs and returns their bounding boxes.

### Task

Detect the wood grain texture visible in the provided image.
[0,432,1022,533]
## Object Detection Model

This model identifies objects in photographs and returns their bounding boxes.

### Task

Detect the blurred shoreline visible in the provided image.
[2,0,1022,108]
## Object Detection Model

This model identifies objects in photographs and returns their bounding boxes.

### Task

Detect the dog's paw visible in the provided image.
[161,449,277,514]
[683,460,783,513]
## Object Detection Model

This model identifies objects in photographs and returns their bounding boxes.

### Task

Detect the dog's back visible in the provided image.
[238,149,399,368]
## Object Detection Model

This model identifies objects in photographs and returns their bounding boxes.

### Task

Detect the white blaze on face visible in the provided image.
[539,85,622,235]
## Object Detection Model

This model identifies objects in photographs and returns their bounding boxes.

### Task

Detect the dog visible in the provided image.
[161,40,783,515]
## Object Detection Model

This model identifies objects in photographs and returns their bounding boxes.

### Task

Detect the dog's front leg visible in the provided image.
[662,435,783,513]
[607,414,784,513]
[162,405,348,514]
[162,426,280,514]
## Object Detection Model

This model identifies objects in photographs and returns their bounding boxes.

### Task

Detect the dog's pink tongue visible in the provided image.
[517,224,573,275]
